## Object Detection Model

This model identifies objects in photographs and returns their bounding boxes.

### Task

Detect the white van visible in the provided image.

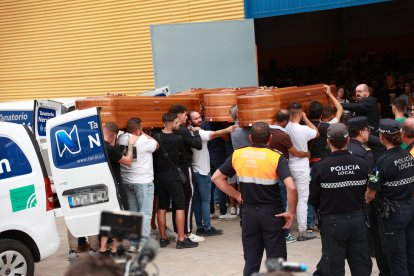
[46,107,121,237]
[0,122,60,276]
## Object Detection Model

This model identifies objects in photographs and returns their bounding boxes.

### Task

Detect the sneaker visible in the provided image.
[196,228,204,236]
[128,245,138,253]
[176,238,198,249]
[210,213,219,219]
[188,233,205,242]
[285,233,297,244]
[166,228,177,239]
[67,250,78,261]
[203,227,223,236]
[230,207,237,215]
[219,213,238,220]
[307,225,319,233]
[88,249,98,255]
[297,231,317,241]
[159,238,170,248]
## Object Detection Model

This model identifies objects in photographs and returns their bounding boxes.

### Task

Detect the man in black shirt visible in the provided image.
[212,122,298,276]
[153,113,198,249]
[310,123,372,276]
[169,104,202,238]
[342,84,379,131]
[101,121,136,255]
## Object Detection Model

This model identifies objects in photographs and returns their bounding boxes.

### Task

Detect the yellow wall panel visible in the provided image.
[0,0,244,102]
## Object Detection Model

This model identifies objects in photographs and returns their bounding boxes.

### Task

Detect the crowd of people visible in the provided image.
[66,76,414,275]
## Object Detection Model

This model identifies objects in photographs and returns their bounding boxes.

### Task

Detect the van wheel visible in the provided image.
[0,239,34,276]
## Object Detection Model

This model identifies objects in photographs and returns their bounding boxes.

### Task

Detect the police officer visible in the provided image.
[366,119,414,276]
[211,122,298,276]
[347,116,375,171]
[309,123,372,276]
[347,116,390,274]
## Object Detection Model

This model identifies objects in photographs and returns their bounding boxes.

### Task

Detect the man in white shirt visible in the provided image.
[117,118,159,251]
[187,111,236,236]
[285,102,319,241]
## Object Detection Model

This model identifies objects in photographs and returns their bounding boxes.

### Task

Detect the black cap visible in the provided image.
[288,102,302,110]
[347,116,368,130]
[327,123,349,139]
[378,118,401,134]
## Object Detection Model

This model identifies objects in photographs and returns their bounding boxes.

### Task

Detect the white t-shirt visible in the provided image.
[117,133,158,184]
[327,117,339,124]
[191,129,212,176]
[285,122,317,167]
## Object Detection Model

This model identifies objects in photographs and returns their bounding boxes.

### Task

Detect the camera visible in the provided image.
[100,210,159,276]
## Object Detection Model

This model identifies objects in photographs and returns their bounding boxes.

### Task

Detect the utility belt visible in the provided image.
[374,197,412,219]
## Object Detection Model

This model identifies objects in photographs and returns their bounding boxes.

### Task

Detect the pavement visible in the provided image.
[35,214,379,276]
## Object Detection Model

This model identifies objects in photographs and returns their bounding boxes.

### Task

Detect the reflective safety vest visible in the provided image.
[232,146,281,185]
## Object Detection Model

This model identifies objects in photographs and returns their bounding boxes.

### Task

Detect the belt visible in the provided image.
[321,209,364,219]
[309,157,321,164]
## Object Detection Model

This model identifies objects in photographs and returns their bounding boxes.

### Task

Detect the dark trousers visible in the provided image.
[242,205,286,276]
[383,199,414,276]
[209,158,227,215]
[314,211,372,276]
[172,166,194,234]
[368,204,391,276]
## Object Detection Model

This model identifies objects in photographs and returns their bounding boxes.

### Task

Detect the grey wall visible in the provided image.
[151,19,258,93]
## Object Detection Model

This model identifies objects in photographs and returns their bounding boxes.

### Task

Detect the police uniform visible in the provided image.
[347,117,389,274]
[368,119,414,276]
[309,123,372,276]
[219,144,291,276]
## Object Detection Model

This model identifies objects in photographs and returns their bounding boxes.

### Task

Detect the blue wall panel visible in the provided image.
[245,0,391,18]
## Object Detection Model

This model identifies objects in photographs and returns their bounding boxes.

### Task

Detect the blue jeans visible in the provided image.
[123,182,154,245]
[193,172,212,230]
[383,199,414,276]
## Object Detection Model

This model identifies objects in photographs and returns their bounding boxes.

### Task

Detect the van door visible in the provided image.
[46,107,120,237]
[34,100,63,143]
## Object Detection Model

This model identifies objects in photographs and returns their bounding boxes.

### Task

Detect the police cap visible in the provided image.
[327,123,349,139]
[378,118,401,135]
[347,116,368,130]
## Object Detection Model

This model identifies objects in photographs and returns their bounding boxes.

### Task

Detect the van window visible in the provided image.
[0,136,32,180]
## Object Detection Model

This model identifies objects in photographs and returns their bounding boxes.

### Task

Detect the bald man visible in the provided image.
[402,117,414,157]
[342,84,380,131]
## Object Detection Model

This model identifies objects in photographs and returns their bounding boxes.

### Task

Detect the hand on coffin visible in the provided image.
[323,85,332,96]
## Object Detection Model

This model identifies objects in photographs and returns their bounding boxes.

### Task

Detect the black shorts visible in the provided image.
[155,177,185,210]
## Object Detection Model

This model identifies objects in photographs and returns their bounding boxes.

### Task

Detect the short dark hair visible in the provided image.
[103,121,119,135]
[275,109,290,123]
[349,128,360,138]
[392,98,406,112]
[250,122,270,144]
[330,137,348,149]
[126,118,142,133]
[322,105,336,120]
[64,255,123,276]
[162,112,177,123]
[169,104,187,115]
[308,101,323,120]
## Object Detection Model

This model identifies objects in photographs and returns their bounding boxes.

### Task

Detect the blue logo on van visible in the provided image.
[0,137,32,180]
[50,115,106,169]
[37,107,56,137]
[56,125,81,157]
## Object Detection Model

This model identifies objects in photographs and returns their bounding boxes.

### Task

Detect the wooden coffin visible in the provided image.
[237,84,335,127]
[75,96,200,129]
